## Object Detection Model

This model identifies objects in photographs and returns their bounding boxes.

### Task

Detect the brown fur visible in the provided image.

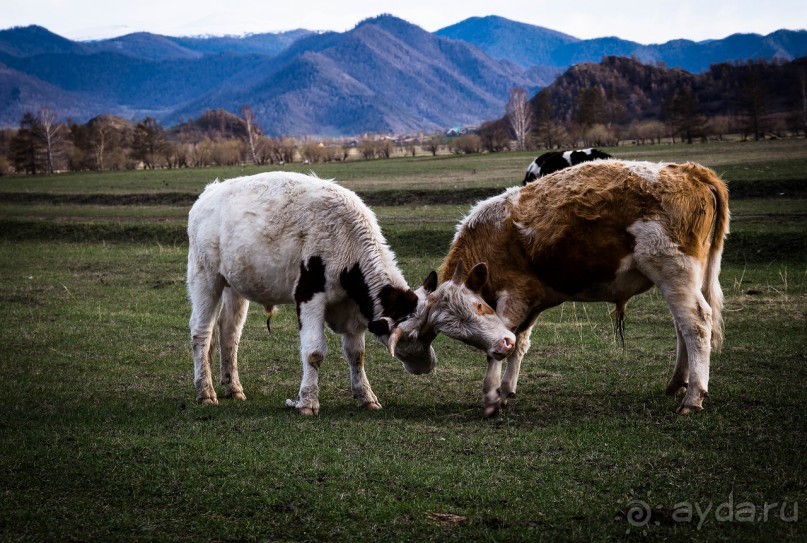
[442,161,727,313]
[439,160,729,414]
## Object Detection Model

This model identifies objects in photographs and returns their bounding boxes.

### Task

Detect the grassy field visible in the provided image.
[1,140,805,541]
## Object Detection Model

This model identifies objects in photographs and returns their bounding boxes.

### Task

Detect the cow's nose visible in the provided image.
[497,336,515,356]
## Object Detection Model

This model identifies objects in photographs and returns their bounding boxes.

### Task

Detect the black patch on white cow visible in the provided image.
[588,149,612,161]
[523,148,613,184]
[523,152,568,184]
[295,256,326,327]
[379,285,418,322]
[367,319,391,336]
[340,262,375,322]
[568,150,590,165]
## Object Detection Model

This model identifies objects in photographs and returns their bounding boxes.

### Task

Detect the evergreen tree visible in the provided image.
[574,87,607,127]
[131,117,172,169]
[10,112,43,175]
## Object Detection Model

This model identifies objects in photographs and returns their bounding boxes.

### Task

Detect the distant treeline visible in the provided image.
[1,56,805,176]
[518,56,807,148]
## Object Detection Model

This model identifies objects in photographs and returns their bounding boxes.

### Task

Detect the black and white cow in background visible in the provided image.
[522,148,613,184]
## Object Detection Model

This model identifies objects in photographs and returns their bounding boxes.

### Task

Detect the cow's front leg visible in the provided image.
[483,357,503,417]
[342,332,381,410]
[286,294,327,415]
[500,326,534,406]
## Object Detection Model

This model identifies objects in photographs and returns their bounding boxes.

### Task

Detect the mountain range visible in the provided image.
[1,15,805,135]
[437,16,807,73]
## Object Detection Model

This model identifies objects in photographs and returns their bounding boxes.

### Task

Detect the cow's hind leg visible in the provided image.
[655,269,713,413]
[219,287,250,400]
[673,292,712,414]
[342,332,382,410]
[286,293,327,415]
[665,325,689,397]
[188,269,225,405]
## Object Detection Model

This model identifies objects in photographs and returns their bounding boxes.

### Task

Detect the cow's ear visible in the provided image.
[465,262,489,293]
[368,319,391,336]
[422,271,438,293]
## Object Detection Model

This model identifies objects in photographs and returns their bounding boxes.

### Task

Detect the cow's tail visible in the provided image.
[692,164,730,351]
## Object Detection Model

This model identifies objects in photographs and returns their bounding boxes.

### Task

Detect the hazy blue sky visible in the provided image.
[3,0,806,43]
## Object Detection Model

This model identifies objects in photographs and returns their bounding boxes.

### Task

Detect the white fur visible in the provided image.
[628,218,713,409]
[454,187,518,242]
[187,172,408,413]
[622,161,668,182]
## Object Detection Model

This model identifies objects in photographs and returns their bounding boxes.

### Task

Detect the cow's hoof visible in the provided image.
[198,397,218,405]
[484,404,501,418]
[665,382,688,396]
[362,401,383,411]
[286,398,319,416]
[676,404,703,415]
[225,391,247,401]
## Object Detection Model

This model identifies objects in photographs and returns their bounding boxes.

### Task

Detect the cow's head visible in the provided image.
[371,260,515,373]
[368,276,438,375]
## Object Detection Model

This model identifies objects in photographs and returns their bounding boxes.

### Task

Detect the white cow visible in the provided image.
[187,172,514,415]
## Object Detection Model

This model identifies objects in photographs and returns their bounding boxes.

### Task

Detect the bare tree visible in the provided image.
[533,90,555,149]
[90,122,115,170]
[359,138,376,159]
[241,105,260,165]
[425,135,443,156]
[737,66,769,141]
[478,119,511,152]
[506,87,532,151]
[36,107,65,174]
[663,87,707,144]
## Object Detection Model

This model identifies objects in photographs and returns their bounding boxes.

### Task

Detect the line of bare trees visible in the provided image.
[0,106,460,175]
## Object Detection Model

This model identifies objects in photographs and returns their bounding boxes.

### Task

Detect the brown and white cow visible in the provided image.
[399,160,729,415]
[187,172,514,415]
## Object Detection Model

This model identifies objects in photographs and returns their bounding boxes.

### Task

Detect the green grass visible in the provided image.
[1,138,805,195]
[1,140,806,541]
